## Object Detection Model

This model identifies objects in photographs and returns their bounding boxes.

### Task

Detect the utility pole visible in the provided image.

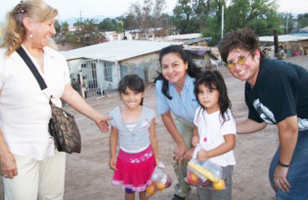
[286,13,288,34]
[273,30,279,58]
[221,5,224,39]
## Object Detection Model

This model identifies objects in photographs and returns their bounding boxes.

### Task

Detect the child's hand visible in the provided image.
[155,156,161,166]
[156,159,166,168]
[191,136,199,147]
[109,157,117,171]
[197,149,209,161]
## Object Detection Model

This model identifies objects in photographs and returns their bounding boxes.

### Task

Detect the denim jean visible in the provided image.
[269,130,308,200]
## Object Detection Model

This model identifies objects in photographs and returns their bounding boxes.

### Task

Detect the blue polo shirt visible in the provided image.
[155,74,199,123]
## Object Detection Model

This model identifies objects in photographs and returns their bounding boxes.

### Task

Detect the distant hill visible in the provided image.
[60,15,111,26]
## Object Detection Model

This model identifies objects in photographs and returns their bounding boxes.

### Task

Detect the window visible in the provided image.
[104,64,112,82]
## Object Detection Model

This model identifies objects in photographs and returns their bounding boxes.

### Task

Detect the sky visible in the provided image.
[0,0,177,22]
[0,0,307,23]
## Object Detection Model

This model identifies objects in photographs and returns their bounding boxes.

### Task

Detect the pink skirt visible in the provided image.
[112,145,156,192]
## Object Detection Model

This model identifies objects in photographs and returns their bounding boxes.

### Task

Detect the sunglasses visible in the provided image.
[227,54,250,69]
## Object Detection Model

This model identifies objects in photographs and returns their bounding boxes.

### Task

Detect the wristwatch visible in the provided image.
[278,160,290,167]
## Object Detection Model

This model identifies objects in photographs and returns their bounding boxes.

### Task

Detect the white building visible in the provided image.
[61,40,182,98]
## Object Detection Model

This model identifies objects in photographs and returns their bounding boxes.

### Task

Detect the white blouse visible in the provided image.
[0,46,70,160]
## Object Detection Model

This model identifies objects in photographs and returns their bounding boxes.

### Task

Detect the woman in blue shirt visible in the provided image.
[155,45,202,200]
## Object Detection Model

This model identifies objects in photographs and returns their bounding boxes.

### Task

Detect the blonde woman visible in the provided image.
[0,1,110,199]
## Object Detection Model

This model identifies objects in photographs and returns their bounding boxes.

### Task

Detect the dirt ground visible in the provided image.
[1,55,308,200]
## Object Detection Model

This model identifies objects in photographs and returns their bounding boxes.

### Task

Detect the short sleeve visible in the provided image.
[108,107,119,128]
[193,106,202,127]
[144,107,156,126]
[148,108,156,120]
[220,110,237,136]
[245,86,264,123]
[60,53,70,85]
[155,80,170,115]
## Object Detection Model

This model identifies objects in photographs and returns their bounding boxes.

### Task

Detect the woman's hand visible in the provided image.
[173,144,188,164]
[109,157,117,171]
[95,114,112,133]
[184,147,195,161]
[274,166,291,192]
[196,149,209,161]
[0,151,18,179]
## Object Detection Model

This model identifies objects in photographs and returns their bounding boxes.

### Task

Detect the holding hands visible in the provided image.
[94,114,112,133]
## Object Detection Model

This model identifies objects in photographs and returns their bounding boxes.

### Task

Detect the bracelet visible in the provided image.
[278,160,290,167]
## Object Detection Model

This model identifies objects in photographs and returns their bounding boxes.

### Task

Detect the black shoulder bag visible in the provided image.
[16,46,81,154]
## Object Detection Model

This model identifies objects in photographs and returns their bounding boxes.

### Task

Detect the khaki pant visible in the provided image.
[2,151,66,200]
[173,118,194,198]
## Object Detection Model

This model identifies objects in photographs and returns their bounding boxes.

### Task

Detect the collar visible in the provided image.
[11,45,58,59]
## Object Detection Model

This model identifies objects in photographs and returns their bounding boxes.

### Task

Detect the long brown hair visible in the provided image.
[0,0,58,56]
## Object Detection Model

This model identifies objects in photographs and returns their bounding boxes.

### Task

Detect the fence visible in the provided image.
[76,59,118,100]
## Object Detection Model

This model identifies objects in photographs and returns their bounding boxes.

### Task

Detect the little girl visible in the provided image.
[192,70,236,200]
[109,74,159,200]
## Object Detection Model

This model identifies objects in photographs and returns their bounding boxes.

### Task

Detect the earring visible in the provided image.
[30,34,33,38]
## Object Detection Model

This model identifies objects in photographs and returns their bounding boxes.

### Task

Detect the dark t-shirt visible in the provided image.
[245,58,308,130]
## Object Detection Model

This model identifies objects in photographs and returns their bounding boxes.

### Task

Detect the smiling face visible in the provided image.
[120,87,144,110]
[197,84,220,114]
[161,53,188,86]
[227,48,261,86]
[25,16,56,48]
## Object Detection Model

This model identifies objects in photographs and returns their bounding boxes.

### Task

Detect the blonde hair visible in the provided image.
[0,0,58,56]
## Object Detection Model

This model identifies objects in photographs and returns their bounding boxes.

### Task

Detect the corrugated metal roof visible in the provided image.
[259,35,308,43]
[165,33,202,41]
[61,40,183,62]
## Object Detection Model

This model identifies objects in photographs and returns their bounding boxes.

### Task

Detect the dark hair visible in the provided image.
[154,45,202,100]
[218,28,264,63]
[194,70,231,125]
[118,74,145,105]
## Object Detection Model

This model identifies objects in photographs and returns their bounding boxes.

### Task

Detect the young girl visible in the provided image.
[192,70,236,200]
[109,74,159,200]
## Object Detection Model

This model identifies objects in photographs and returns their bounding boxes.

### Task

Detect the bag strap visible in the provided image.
[16,46,47,90]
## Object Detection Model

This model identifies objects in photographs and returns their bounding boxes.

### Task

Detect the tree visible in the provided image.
[297,13,308,29]
[153,0,167,28]
[61,19,104,46]
[98,18,122,32]
[191,0,211,32]
[75,19,104,46]
[61,22,69,33]
[172,0,198,34]
[200,0,226,45]
[224,0,281,36]
[54,19,61,35]
[124,0,169,38]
